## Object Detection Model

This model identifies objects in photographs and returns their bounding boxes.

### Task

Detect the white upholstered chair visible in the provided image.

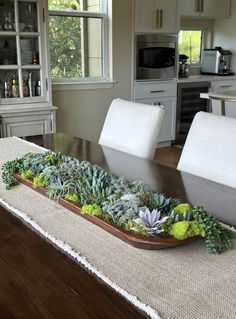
[209,93,236,117]
[99,98,166,160]
[177,111,236,188]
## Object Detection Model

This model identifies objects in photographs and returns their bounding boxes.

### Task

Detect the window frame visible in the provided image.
[48,1,112,87]
[178,28,206,67]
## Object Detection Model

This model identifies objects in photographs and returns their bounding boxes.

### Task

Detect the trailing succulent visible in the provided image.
[1,151,235,254]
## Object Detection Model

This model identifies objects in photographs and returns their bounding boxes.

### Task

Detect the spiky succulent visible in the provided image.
[133,209,169,235]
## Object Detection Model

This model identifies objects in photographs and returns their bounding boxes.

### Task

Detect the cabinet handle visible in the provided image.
[199,0,204,12]
[160,9,163,28]
[220,85,233,88]
[196,0,202,13]
[150,90,165,93]
[156,9,160,28]
[196,0,199,13]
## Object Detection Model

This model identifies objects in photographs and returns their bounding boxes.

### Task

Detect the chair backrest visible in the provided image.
[177,111,236,188]
[99,98,165,159]
[209,94,236,117]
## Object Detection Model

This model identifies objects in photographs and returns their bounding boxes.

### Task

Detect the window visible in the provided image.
[48,0,108,83]
[178,30,203,65]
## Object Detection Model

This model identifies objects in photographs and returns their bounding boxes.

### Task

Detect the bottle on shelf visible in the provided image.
[27,72,35,97]
[32,52,39,65]
[4,82,10,98]
[3,12,14,31]
[22,79,29,97]
[35,80,41,96]
[11,78,19,98]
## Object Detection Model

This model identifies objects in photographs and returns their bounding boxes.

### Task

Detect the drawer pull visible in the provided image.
[220,85,233,88]
[150,90,165,93]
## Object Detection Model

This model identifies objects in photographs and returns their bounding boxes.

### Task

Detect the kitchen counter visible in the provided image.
[201,90,236,99]
[177,74,236,83]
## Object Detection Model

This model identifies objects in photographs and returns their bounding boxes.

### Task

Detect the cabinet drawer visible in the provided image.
[134,82,177,99]
[210,80,236,92]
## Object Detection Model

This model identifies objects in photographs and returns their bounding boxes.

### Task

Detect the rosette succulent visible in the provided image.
[133,209,169,234]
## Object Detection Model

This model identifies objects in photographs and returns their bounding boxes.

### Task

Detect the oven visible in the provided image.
[135,34,178,81]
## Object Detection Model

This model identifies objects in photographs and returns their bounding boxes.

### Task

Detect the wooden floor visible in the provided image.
[154,146,182,169]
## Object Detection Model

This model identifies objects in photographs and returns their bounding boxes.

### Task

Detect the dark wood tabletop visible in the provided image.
[1,132,236,319]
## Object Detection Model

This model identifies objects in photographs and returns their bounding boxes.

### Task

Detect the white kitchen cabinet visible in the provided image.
[0,0,56,137]
[135,0,180,34]
[179,0,231,19]
[133,81,177,142]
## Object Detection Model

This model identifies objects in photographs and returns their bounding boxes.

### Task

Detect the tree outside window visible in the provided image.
[48,0,107,81]
[178,30,203,64]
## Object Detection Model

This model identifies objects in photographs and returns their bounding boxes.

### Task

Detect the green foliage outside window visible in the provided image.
[48,0,82,78]
[48,0,80,10]
[178,30,202,64]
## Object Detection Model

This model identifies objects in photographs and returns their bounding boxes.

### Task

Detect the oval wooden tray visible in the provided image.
[14,173,200,250]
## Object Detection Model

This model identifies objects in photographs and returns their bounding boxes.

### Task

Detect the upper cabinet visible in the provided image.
[135,0,180,34]
[179,0,231,19]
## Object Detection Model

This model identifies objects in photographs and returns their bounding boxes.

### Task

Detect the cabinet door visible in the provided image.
[155,0,179,33]
[134,97,176,142]
[180,0,230,18]
[135,0,179,33]
[135,0,155,33]
[201,0,230,19]
[179,0,199,17]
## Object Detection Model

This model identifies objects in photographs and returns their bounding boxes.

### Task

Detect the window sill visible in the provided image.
[52,81,116,91]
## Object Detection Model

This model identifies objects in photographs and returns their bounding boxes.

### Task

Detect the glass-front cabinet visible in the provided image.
[0,0,56,137]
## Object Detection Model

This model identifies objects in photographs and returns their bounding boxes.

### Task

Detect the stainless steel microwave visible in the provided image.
[135,34,178,81]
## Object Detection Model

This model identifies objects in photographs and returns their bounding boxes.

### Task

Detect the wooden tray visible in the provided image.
[14,173,200,250]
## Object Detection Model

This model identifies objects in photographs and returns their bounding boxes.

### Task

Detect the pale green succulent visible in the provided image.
[133,209,169,234]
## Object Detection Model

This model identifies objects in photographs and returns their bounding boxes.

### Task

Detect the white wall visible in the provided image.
[52,0,133,143]
[213,0,236,73]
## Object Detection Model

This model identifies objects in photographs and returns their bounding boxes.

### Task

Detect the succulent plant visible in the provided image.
[149,193,172,211]
[133,209,169,235]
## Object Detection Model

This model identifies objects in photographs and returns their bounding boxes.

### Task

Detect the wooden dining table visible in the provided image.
[1,132,236,319]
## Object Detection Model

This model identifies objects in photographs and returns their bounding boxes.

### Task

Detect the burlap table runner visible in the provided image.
[0,137,235,319]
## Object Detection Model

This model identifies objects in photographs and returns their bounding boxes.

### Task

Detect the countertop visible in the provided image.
[177,74,236,83]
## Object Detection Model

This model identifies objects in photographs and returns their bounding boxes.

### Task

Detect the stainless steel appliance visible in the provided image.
[201,47,234,75]
[135,34,178,81]
[178,54,190,78]
[175,81,211,144]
